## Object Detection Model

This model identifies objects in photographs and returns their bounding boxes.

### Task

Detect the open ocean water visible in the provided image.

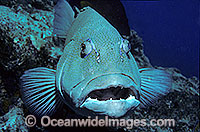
[121,0,199,78]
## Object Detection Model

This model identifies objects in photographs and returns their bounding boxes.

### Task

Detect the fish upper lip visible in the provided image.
[74,72,139,107]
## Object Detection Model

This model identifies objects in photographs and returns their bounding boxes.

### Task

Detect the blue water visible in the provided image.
[121,0,199,78]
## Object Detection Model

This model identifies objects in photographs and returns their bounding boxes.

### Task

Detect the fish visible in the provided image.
[20,0,171,118]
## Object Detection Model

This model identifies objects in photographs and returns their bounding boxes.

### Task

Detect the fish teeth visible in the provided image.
[120,98,123,100]
[86,94,137,103]
[87,97,92,101]
[126,95,135,100]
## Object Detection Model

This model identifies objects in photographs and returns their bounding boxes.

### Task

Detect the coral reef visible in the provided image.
[0,1,199,132]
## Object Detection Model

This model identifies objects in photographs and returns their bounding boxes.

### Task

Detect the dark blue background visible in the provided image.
[121,0,199,78]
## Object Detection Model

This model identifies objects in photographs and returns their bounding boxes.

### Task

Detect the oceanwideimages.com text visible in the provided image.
[25,115,175,129]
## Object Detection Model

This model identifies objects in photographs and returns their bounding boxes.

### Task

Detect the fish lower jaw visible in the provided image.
[80,94,140,118]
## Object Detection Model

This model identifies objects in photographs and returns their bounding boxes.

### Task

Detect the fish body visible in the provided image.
[20,0,171,118]
[56,6,141,116]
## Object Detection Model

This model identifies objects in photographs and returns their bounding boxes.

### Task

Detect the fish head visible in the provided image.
[56,7,141,118]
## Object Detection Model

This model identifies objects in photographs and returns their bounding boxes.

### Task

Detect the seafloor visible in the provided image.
[0,0,199,132]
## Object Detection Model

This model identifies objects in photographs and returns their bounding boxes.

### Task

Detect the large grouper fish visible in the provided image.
[20,0,171,118]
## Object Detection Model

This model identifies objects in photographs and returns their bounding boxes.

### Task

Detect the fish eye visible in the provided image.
[80,38,93,58]
[122,39,131,53]
[120,39,131,59]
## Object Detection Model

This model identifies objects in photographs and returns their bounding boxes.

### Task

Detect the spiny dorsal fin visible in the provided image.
[20,67,62,117]
[53,0,75,38]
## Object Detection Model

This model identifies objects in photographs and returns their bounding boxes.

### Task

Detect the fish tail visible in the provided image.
[139,68,172,107]
[20,67,62,117]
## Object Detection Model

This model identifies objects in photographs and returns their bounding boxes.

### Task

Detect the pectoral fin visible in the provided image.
[20,67,62,117]
[139,68,172,107]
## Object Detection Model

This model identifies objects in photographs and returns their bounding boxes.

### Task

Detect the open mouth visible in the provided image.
[80,85,140,117]
[86,86,137,101]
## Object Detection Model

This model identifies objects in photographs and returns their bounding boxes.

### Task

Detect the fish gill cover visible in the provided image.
[0,0,199,132]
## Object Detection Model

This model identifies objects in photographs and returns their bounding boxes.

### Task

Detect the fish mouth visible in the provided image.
[86,86,139,101]
[80,85,140,118]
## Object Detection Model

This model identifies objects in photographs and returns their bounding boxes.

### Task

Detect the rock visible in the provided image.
[0,5,59,71]
[0,99,29,132]
[0,0,54,12]
[0,5,53,50]
[158,67,199,95]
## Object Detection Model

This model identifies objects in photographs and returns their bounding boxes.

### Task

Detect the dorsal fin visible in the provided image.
[53,0,75,38]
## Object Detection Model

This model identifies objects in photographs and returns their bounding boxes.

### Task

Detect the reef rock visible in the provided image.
[0,0,54,12]
[0,5,60,72]
[0,6,53,50]
[0,99,28,132]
